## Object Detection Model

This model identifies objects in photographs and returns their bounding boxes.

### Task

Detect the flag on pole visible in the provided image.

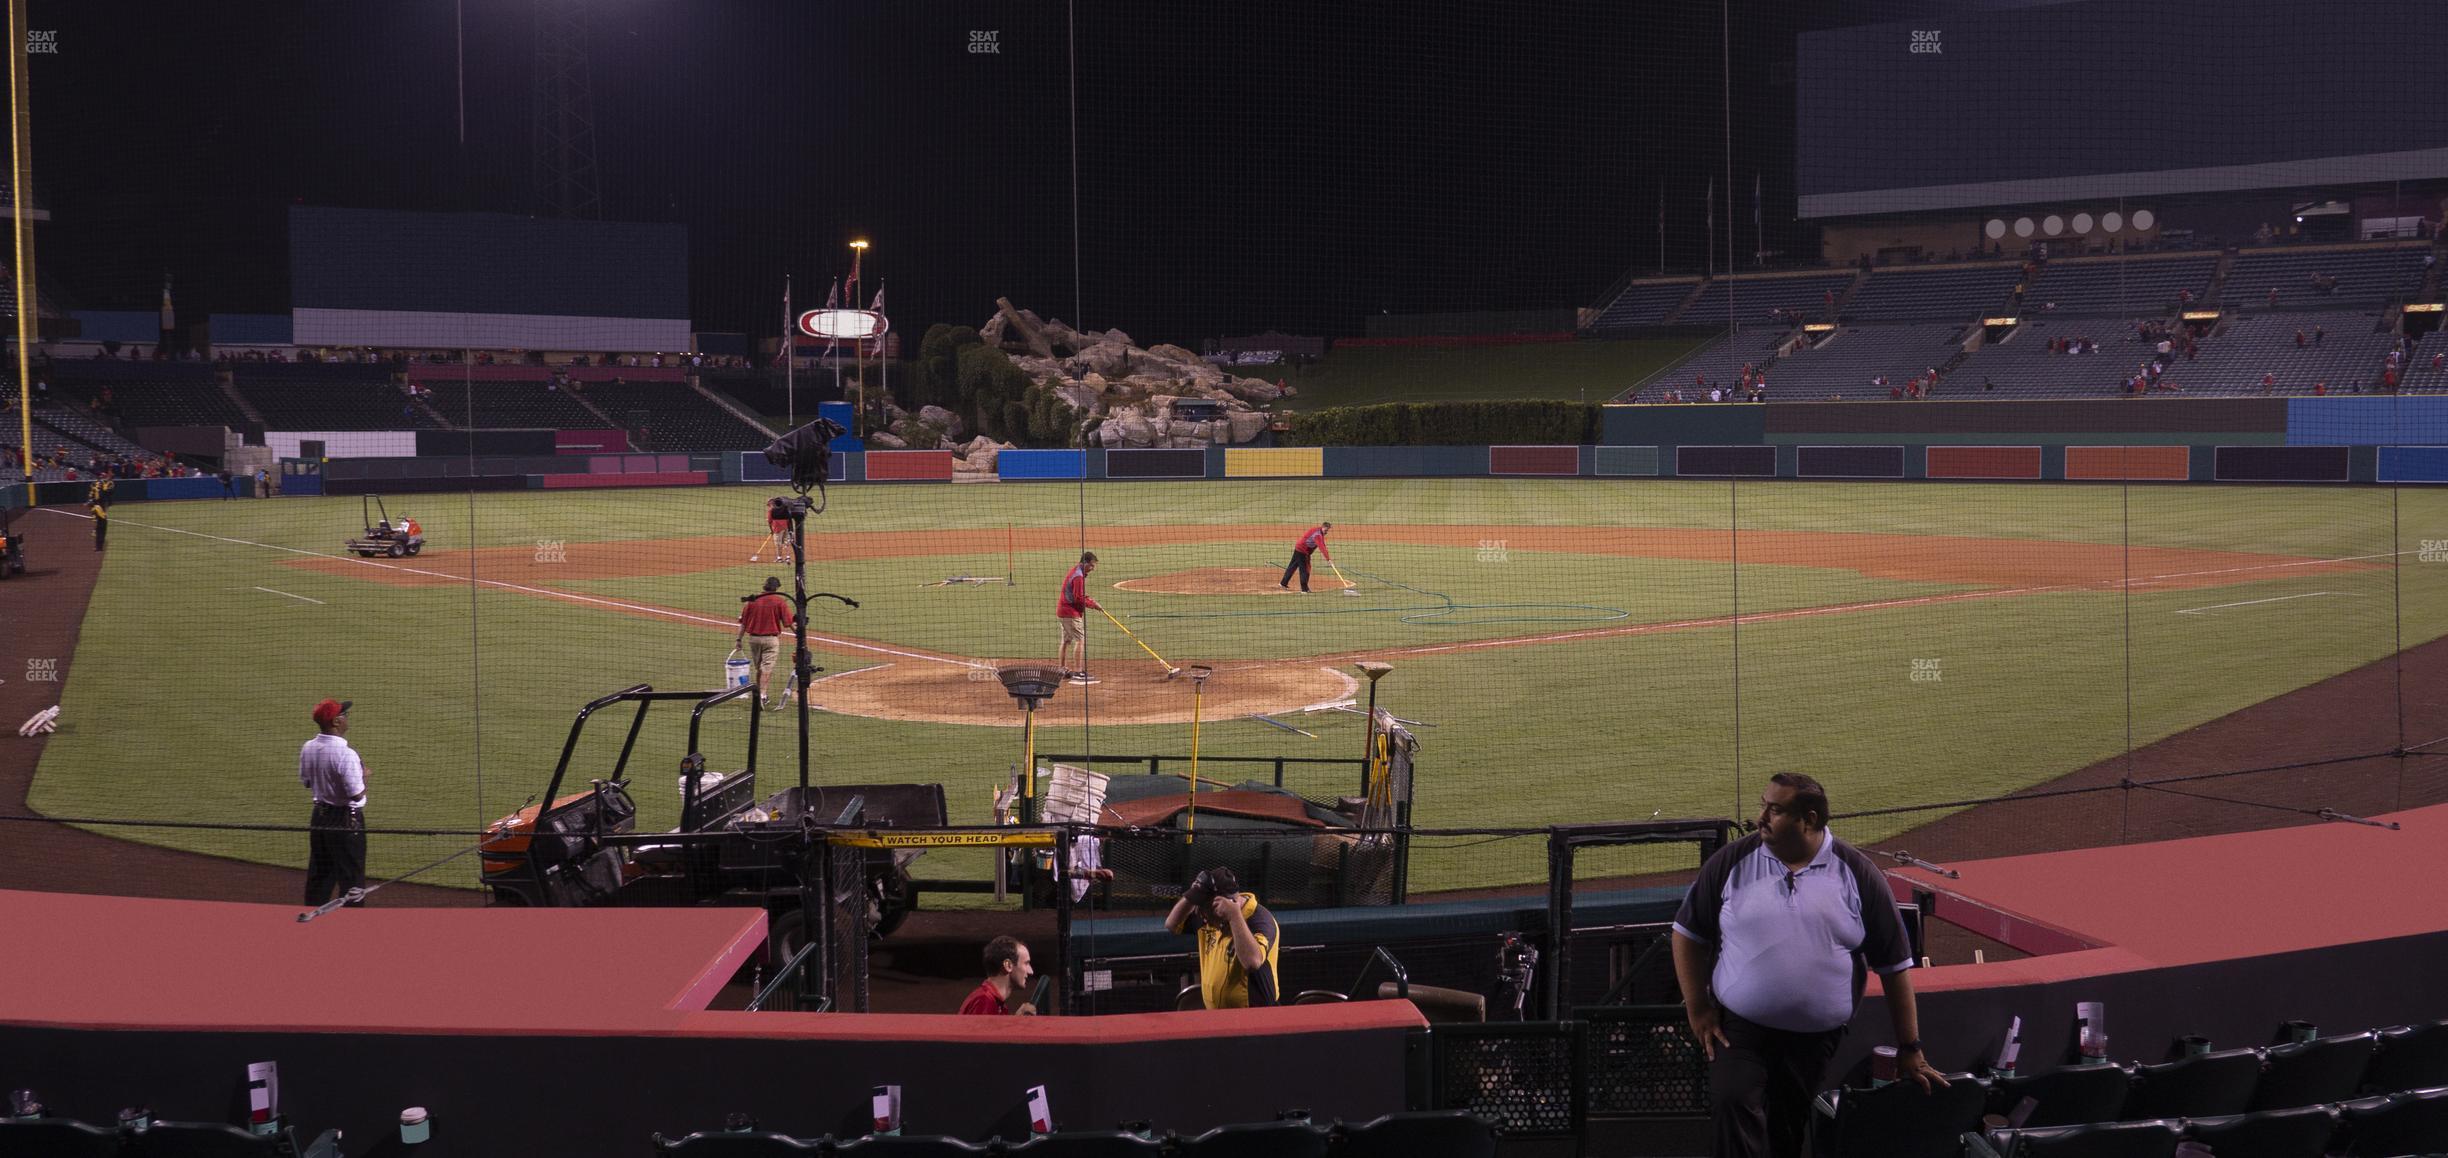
[1704,178,1713,236]
[777,277,794,367]
[868,281,885,314]
[824,278,841,310]
[1753,173,1762,231]
[159,274,175,332]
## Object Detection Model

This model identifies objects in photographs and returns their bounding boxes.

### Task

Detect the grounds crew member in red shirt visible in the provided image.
[958,935,1041,1015]
[765,496,791,547]
[733,576,796,710]
[1279,521,1332,592]
[1057,551,1100,685]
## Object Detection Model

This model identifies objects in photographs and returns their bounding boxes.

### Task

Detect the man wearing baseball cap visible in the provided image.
[734,576,796,710]
[299,698,368,907]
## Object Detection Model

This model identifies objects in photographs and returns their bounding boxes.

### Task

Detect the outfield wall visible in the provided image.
[25,397,2448,508]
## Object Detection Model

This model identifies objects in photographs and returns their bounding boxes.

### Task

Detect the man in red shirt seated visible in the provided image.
[958,935,1040,1016]
[733,576,797,710]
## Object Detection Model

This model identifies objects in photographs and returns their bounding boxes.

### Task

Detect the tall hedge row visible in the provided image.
[1281,400,1599,447]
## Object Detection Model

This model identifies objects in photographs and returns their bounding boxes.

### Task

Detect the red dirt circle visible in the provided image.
[1113,567,1356,596]
[804,659,1359,726]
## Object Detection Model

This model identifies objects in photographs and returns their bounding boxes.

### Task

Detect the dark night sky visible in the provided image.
[26,0,1823,347]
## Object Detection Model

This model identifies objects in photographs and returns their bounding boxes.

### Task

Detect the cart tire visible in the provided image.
[872,865,918,939]
[405,542,422,556]
[387,542,406,558]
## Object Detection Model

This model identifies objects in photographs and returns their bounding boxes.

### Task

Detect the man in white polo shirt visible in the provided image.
[299,698,368,907]
[1671,772,1945,1158]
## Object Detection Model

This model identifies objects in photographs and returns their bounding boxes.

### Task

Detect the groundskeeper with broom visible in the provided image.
[1057,551,1100,685]
[1279,520,1332,592]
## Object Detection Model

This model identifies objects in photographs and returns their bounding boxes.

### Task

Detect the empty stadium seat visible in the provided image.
[2249,1030,2376,1111]
[2180,1104,2339,1158]
[652,1130,827,1154]
[2366,1020,2448,1095]
[1679,272,1857,327]
[234,375,434,431]
[834,1134,993,1156]
[1982,1117,2181,1158]
[1589,279,1703,333]
[2223,243,2431,310]
[1986,1062,2132,1128]
[580,379,771,450]
[1809,1075,1989,1158]
[2119,1047,2261,1119]
[126,1120,341,1157]
[1843,263,2020,322]
[2027,254,2217,316]
[1768,323,1969,398]
[0,1117,119,1157]
[2332,1086,2448,1156]
[1336,1110,1498,1158]
[1000,1130,1164,1158]
[1173,1119,1331,1158]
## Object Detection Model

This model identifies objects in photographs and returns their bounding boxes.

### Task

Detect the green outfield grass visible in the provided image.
[1265,337,1711,410]
[28,479,2448,892]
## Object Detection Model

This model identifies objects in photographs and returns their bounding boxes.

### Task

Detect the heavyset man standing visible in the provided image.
[1671,772,1945,1158]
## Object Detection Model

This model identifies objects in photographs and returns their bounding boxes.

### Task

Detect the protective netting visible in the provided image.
[0,3,2442,1014]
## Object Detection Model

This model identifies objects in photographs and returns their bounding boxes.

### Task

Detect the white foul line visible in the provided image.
[251,587,325,605]
[103,516,981,670]
[2174,592,2347,615]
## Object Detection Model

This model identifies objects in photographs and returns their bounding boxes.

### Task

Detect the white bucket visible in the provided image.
[725,656,752,689]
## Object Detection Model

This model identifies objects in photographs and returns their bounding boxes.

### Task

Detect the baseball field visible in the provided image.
[23,477,2448,894]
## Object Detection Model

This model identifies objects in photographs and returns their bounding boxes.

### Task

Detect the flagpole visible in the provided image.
[784,273,795,430]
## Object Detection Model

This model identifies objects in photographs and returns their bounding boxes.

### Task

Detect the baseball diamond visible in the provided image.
[14,477,2448,900]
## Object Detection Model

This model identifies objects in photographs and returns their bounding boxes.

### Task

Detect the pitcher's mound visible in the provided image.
[1114,567,1354,596]
[806,660,1357,726]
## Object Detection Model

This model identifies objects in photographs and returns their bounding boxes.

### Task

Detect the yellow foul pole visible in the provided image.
[7,0,36,507]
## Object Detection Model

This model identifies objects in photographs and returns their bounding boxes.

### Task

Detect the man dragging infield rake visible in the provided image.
[1056,551,1100,685]
[1280,520,1331,592]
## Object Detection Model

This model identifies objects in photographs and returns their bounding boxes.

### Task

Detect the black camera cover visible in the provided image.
[762,417,849,494]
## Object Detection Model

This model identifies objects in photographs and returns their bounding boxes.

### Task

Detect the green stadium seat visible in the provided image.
[2249,1031,2375,1110]
[652,1130,825,1155]
[2366,1020,2448,1095]
[2180,1104,2338,1158]
[1174,1120,1331,1158]
[1000,1130,1164,1158]
[2334,1086,2448,1156]
[1986,1118,2180,1158]
[1810,1074,1990,1158]
[1336,1110,1499,1158]
[0,1117,120,1157]
[1985,1063,2131,1127]
[835,1135,993,1156]
[2119,1048,2260,1119]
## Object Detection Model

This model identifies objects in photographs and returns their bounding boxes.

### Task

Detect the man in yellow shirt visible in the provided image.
[1164,867,1281,1008]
